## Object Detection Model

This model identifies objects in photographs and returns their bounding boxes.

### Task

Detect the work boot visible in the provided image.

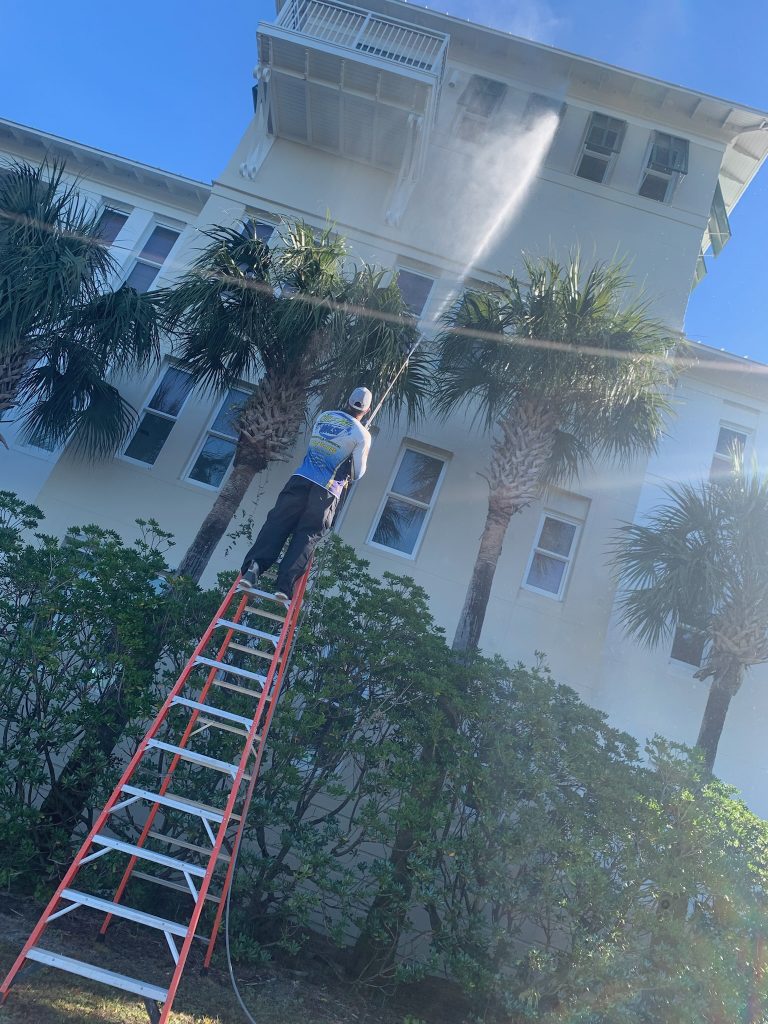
[240,562,259,589]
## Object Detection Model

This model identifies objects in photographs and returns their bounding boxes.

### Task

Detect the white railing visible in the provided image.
[277,0,448,74]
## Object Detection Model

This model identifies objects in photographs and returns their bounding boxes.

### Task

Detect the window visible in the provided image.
[523,514,579,599]
[396,268,434,316]
[639,132,689,203]
[671,624,706,667]
[123,366,193,465]
[369,447,446,557]
[187,387,250,487]
[242,218,276,244]
[707,181,731,256]
[523,92,566,129]
[575,112,626,184]
[710,425,747,481]
[95,208,129,246]
[456,75,507,142]
[125,225,180,292]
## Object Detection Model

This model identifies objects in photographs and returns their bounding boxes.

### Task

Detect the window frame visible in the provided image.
[241,215,277,244]
[394,265,435,318]
[455,75,508,143]
[573,111,627,186]
[521,511,582,601]
[123,222,182,292]
[120,363,194,469]
[637,131,690,204]
[183,385,252,491]
[710,423,749,481]
[670,622,707,668]
[95,205,131,248]
[366,444,449,561]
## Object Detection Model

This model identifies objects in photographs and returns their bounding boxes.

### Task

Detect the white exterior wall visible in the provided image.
[4,8,768,815]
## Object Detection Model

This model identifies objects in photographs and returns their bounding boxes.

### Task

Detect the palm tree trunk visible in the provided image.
[696,659,744,773]
[176,449,268,583]
[452,493,517,653]
[452,399,557,653]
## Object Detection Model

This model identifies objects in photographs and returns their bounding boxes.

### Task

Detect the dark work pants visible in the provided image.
[241,476,338,597]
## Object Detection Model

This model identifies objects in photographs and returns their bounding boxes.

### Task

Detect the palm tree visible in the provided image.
[0,160,161,454]
[162,221,429,582]
[612,466,768,773]
[434,255,673,652]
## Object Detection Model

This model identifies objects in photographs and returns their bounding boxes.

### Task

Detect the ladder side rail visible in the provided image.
[0,577,244,1002]
[202,566,311,967]
[99,588,252,936]
[157,571,309,1022]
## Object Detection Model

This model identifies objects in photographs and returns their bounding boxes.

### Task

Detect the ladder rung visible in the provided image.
[195,656,267,683]
[120,784,239,823]
[228,641,274,661]
[146,739,240,776]
[26,948,168,1003]
[147,830,230,863]
[131,871,221,904]
[57,889,188,937]
[90,836,207,877]
[196,717,249,738]
[210,676,273,700]
[171,695,253,728]
[244,604,286,623]
[238,584,289,604]
[217,617,281,641]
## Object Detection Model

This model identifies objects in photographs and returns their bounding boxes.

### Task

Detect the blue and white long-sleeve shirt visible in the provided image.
[294,410,371,498]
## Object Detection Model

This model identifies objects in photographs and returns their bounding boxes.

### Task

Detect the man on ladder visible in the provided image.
[241,387,373,600]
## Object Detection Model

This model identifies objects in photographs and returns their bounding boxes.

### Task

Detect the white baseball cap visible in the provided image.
[348,387,372,412]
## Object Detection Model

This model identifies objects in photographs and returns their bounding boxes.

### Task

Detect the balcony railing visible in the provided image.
[276,0,448,75]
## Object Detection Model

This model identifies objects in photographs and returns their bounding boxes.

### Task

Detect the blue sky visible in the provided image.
[2,0,766,358]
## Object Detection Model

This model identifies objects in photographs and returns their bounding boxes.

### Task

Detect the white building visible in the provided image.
[4,1,768,810]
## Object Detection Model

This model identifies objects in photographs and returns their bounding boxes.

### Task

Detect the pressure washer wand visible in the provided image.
[364,337,423,428]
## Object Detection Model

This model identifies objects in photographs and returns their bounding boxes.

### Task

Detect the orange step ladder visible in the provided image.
[1,567,310,1023]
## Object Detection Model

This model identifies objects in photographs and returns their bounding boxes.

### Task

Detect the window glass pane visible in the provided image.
[390,449,443,503]
[126,260,160,292]
[96,208,128,245]
[585,113,625,154]
[671,625,706,666]
[148,367,193,416]
[639,173,669,202]
[526,552,567,594]
[124,412,174,464]
[715,426,746,458]
[188,436,237,487]
[397,269,433,316]
[372,497,427,554]
[648,132,689,175]
[576,153,608,183]
[460,76,506,116]
[242,218,275,243]
[139,226,180,264]
[210,388,249,437]
[537,517,576,557]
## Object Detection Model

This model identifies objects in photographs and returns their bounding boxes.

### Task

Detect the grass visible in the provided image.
[0,899,444,1024]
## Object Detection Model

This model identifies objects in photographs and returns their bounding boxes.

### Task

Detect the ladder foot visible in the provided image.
[200,965,209,977]
[144,997,161,1024]
[95,932,106,943]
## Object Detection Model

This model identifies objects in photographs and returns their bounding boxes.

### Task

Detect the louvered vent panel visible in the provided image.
[308,83,341,151]
[342,94,375,163]
[272,73,309,141]
[341,61,381,98]
[270,37,308,75]
[307,49,344,85]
